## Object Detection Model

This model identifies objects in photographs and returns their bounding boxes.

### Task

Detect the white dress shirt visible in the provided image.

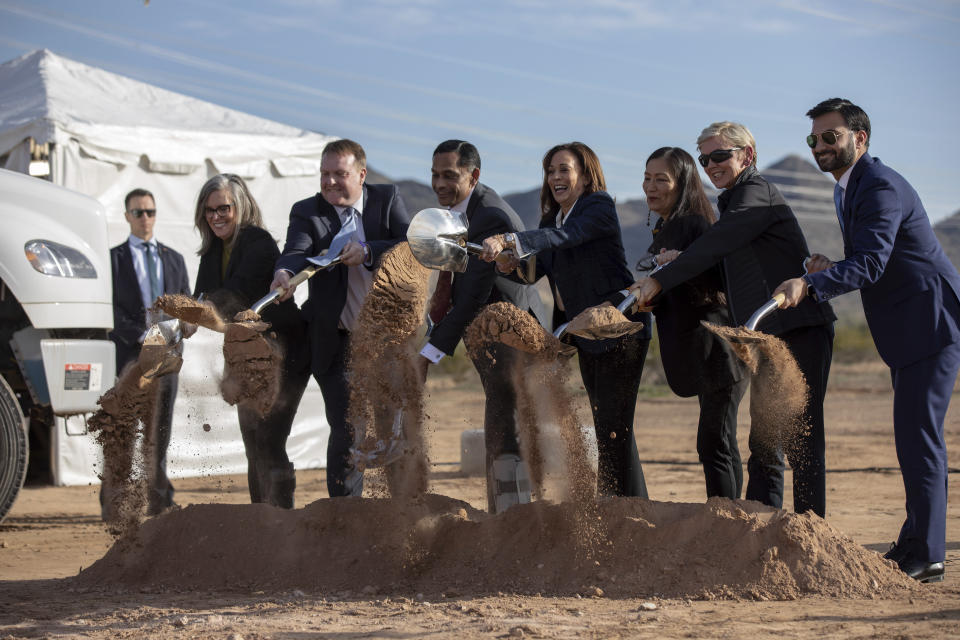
[333,192,373,332]
[127,234,165,333]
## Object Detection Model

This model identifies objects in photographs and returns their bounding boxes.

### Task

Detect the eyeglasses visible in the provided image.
[128,208,156,218]
[204,204,233,217]
[697,148,742,168]
[806,130,845,148]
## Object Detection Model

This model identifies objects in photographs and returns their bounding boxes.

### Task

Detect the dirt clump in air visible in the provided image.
[562,303,644,340]
[158,293,281,417]
[75,494,917,601]
[87,349,180,541]
[702,321,810,451]
[347,242,432,500]
[464,301,565,356]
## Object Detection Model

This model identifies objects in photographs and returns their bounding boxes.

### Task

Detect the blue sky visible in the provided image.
[2,0,958,220]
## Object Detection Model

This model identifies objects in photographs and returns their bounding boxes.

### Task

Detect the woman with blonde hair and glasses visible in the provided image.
[631,123,836,517]
[191,173,310,508]
[481,142,652,498]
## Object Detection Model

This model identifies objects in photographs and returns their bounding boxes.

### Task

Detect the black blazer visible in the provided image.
[274,183,409,377]
[109,239,190,370]
[428,183,546,355]
[654,167,835,336]
[194,225,309,374]
[515,190,652,354]
[648,214,746,396]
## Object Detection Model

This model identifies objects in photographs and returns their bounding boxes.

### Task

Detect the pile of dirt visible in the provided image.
[347,243,431,499]
[75,495,916,600]
[155,293,224,332]
[702,322,809,450]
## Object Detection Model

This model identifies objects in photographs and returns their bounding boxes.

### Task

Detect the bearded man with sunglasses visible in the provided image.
[106,187,190,518]
[774,98,960,583]
[630,121,836,519]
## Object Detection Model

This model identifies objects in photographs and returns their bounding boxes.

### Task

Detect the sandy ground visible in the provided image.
[2,360,960,638]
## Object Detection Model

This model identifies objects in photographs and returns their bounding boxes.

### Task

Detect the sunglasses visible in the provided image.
[203,204,233,217]
[806,130,845,148]
[128,208,156,218]
[697,147,742,168]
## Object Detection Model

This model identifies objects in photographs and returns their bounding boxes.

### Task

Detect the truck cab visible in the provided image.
[0,168,115,521]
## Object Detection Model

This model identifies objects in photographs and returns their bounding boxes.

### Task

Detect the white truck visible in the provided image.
[0,168,115,521]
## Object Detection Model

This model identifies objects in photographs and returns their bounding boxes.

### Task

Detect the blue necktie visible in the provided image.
[833,183,845,232]
[143,243,160,302]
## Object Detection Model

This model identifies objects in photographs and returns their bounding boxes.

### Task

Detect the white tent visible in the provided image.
[0,49,335,486]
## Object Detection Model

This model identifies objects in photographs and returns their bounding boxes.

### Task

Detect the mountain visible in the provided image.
[934,210,960,270]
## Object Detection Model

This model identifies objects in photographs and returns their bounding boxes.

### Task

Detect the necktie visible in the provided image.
[429,271,453,324]
[833,183,845,232]
[144,242,160,302]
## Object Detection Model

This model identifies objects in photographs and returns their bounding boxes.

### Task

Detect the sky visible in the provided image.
[2,0,959,220]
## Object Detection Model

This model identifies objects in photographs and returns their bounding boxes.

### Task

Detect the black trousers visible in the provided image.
[237,362,310,505]
[578,333,650,497]
[315,329,359,497]
[697,376,749,499]
[471,341,522,511]
[745,323,834,517]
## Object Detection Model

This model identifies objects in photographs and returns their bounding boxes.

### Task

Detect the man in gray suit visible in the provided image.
[419,139,546,513]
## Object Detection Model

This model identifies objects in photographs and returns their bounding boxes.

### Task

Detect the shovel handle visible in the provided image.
[554,290,637,340]
[744,292,786,331]
[250,262,331,314]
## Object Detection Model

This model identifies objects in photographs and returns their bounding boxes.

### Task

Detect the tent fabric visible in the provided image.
[0,49,340,486]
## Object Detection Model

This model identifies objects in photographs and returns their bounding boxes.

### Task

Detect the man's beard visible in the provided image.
[815,139,856,173]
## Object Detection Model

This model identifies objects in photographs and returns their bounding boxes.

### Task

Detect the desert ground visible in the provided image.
[2,358,960,639]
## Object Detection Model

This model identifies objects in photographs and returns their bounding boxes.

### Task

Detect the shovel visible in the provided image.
[407,207,518,273]
[553,289,643,341]
[139,319,184,381]
[703,292,787,344]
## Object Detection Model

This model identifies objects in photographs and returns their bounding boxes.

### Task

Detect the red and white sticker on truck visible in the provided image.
[63,363,103,392]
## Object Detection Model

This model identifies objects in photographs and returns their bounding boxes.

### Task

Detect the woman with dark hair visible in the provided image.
[191,173,310,508]
[642,146,748,499]
[631,123,836,517]
[481,142,652,498]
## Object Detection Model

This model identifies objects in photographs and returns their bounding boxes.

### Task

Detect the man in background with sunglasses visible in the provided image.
[775,98,960,583]
[106,187,190,519]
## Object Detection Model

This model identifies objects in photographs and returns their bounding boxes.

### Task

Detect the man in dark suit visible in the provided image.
[775,98,960,583]
[108,188,190,516]
[271,139,409,497]
[419,139,546,513]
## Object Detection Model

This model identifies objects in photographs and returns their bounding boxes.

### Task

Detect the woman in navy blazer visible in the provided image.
[642,147,748,499]
[191,173,311,509]
[482,142,652,498]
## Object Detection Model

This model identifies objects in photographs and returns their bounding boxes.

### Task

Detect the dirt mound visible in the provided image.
[75,495,916,600]
[465,301,564,356]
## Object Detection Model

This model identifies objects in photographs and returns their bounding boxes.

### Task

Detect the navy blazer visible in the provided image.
[655,167,835,336]
[109,239,190,369]
[274,183,409,377]
[806,154,960,368]
[516,190,652,354]
[428,183,546,355]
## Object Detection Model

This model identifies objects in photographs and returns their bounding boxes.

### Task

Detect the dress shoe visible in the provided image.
[883,542,909,564]
[898,556,945,583]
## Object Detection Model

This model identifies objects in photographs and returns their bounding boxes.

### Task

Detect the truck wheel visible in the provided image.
[0,376,27,523]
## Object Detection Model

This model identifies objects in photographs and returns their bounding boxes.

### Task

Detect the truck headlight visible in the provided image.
[24,240,97,279]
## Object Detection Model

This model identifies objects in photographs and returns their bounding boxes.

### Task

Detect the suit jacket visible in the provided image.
[109,238,190,370]
[648,213,745,396]
[655,166,836,336]
[515,190,652,354]
[194,225,309,374]
[275,183,409,377]
[429,183,546,355]
[806,154,960,368]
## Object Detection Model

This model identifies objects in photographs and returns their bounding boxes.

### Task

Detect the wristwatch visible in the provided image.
[504,233,517,250]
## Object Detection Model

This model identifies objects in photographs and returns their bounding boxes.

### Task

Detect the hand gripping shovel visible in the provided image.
[407,207,519,272]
